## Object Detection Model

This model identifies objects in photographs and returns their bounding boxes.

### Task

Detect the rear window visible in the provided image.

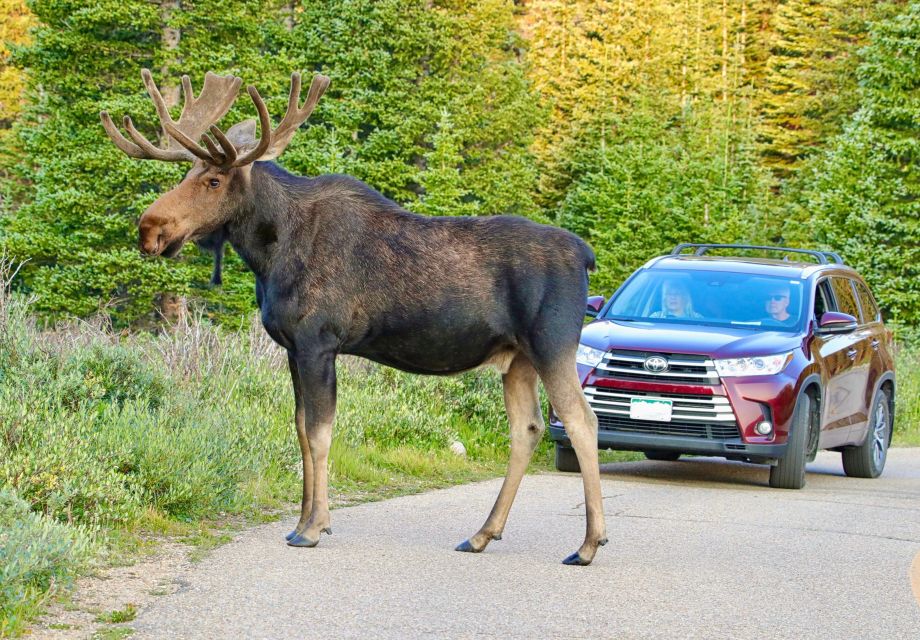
[604,269,804,332]
[854,281,881,323]
[830,277,860,318]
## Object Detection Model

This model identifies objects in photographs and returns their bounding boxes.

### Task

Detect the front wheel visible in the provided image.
[554,443,581,472]
[842,390,890,478]
[770,393,813,490]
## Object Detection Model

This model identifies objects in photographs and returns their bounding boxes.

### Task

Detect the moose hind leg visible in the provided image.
[457,353,543,554]
[287,348,336,548]
[538,359,607,566]
[286,354,314,541]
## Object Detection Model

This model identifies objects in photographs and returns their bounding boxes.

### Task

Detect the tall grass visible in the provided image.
[0,256,513,636]
[894,346,920,446]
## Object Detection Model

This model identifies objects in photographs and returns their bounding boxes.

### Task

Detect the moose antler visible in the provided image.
[101,70,243,163]
[165,72,331,167]
[102,69,330,168]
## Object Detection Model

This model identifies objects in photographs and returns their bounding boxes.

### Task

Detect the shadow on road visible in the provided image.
[596,452,865,490]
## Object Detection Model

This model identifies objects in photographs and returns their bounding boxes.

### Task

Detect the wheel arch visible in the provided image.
[875,372,896,445]
[797,372,823,420]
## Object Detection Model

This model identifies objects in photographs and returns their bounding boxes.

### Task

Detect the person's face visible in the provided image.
[663,285,689,314]
[766,288,790,319]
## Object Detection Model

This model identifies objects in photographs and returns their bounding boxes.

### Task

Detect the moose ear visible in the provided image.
[224,119,259,152]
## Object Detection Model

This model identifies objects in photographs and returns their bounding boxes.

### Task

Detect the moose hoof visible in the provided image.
[287,533,320,548]
[455,539,481,553]
[561,551,592,566]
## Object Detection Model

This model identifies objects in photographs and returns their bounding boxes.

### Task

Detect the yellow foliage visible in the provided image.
[0,0,33,124]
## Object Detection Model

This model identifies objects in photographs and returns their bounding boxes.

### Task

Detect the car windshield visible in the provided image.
[604,268,805,332]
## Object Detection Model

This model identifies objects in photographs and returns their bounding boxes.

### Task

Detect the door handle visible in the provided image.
[847,348,858,360]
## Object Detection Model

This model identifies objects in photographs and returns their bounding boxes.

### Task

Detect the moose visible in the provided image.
[101,70,608,565]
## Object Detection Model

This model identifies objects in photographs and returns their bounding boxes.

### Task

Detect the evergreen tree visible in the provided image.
[787,3,920,327]
[286,0,540,216]
[757,0,881,174]
[412,109,479,217]
[0,0,288,324]
[559,95,770,294]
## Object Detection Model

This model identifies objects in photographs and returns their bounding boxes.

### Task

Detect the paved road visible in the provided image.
[134,449,920,639]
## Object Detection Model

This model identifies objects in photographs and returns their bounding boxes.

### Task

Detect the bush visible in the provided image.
[0,489,94,637]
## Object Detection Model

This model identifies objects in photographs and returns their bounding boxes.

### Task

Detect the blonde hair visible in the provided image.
[660,281,696,317]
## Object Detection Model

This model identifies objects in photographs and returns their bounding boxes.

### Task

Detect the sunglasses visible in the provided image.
[767,294,789,301]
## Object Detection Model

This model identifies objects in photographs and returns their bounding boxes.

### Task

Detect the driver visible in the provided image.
[764,285,794,324]
[650,280,702,319]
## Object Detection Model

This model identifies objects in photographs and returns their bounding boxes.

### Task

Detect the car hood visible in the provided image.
[581,319,803,359]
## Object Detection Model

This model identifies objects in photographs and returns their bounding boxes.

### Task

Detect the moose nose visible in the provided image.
[138,221,163,255]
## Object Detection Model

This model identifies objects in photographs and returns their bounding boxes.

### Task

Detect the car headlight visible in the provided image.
[714,352,793,377]
[576,344,606,367]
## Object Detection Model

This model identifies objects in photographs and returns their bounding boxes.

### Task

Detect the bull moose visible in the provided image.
[100,70,608,565]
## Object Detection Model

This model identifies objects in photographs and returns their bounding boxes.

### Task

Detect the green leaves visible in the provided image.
[787,4,920,328]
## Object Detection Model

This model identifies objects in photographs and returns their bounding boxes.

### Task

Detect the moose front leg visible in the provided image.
[285,353,314,542]
[287,347,337,548]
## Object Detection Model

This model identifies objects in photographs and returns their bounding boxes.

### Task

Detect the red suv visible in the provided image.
[550,244,896,489]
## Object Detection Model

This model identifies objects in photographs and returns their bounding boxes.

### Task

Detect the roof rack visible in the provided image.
[670,243,845,265]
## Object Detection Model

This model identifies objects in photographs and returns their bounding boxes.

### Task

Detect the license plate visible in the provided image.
[630,397,673,422]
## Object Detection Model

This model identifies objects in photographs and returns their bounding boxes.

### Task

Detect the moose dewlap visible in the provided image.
[101,69,607,565]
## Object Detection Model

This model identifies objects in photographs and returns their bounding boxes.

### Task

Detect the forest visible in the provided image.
[0,0,917,334]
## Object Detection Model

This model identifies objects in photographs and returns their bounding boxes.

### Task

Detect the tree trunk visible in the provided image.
[157,0,187,322]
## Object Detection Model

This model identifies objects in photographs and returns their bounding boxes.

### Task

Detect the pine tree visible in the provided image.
[757,0,880,174]
[0,0,287,324]
[412,109,479,217]
[787,3,920,328]
[286,0,540,216]
[559,95,770,294]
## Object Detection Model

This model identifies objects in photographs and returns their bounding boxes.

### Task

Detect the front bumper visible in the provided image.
[548,424,788,464]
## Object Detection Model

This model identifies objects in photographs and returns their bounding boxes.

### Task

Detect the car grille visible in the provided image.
[594,350,720,385]
[584,386,741,440]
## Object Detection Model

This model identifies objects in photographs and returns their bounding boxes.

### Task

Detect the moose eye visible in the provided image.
[208,178,221,189]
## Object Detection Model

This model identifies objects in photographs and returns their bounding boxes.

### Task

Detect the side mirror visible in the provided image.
[816,311,858,334]
[586,295,605,318]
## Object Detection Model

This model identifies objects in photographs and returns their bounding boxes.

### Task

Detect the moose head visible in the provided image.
[100,69,329,259]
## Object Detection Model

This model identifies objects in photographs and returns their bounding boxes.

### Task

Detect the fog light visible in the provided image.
[755,421,773,436]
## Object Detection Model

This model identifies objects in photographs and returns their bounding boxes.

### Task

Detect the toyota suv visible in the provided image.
[549,244,896,489]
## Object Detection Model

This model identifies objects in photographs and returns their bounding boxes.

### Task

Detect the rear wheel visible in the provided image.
[842,390,890,479]
[554,443,580,472]
[644,450,681,461]
[769,393,813,490]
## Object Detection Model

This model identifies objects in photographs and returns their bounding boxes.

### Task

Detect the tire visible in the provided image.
[555,443,581,472]
[842,390,891,479]
[644,450,681,461]
[769,393,813,490]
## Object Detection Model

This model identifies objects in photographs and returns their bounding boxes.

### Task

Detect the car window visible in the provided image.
[814,280,832,320]
[830,277,860,318]
[854,281,881,323]
[604,268,804,331]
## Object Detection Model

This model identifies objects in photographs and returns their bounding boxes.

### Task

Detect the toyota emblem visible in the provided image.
[643,356,669,373]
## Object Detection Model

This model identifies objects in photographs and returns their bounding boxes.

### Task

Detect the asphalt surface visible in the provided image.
[134,449,920,639]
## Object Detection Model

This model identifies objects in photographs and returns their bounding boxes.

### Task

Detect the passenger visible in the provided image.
[650,280,703,319]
